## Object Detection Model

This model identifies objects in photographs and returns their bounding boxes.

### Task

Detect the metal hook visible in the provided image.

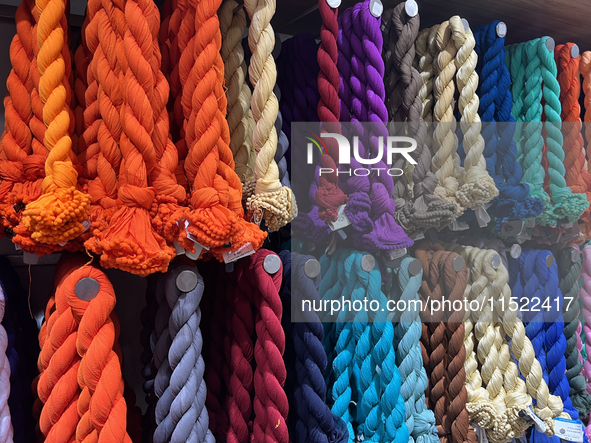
[75,278,100,301]
[304,259,321,279]
[263,254,282,275]
[176,270,198,293]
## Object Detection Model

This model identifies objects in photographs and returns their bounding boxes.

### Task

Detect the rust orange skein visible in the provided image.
[86,0,175,276]
[64,267,132,442]
[555,43,591,241]
[178,0,265,259]
[18,0,91,246]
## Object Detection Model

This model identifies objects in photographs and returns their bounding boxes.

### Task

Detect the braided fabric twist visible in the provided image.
[390,256,439,443]
[416,242,475,443]
[85,0,176,275]
[83,0,126,241]
[556,246,591,417]
[72,15,89,158]
[415,26,438,123]
[580,246,591,397]
[539,38,589,223]
[314,0,349,224]
[18,0,91,245]
[62,266,131,442]
[0,282,13,443]
[281,251,348,443]
[580,53,591,170]
[153,265,214,443]
[320,249,355,441]
[556,44,591,239]
[506,40,553,224]
[244,0,297,231]
[219,0,256,193]
[473,22,543,224]
[431,21,463,213]
[338,2,412,252]
[178,0,266,258]
[37,261,81,442]
[508,249,568,434]
[449,17,498,209]
[381,4,457,235]
[0,0,35,237]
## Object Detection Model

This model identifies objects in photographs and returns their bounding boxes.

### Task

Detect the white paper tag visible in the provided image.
[23,252,39,265]
[449,220,470,231]
[474,204,491,228]
[388,247,408,261]
[58,241,67,247]
[14,243,21,251]
[554,418,583,442]
[82,220,91,232]
[173,241,186,256]
[223,243,255,264]
[525,407,547,433]
[526,218,536,228]
[183,219,210,251]
[329,204,351,231]
[413,233,425,241]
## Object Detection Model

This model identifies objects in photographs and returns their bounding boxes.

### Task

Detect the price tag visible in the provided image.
[388,247,408,261]
[525,218,536,228]
[449,220,470,231]
[524,407,547,433]
[554,418,583,443]
[559,223,580,243]
[329,204,351,231]
[183,219,210,251]
[58,241,67,247]
[223,243,255,264]
[82,220,91,232]
[474,204,491,228]
[413,232,425,241]
[173,241,186,256]
[23,252,39,265]
[14,243,21,251]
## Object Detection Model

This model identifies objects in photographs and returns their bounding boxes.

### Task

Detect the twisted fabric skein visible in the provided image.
[178,0,266,258]
[86,0,176,276]
[279,251,348,443]
[0,0,36,237]
[556,246,591,417]
[337,2,412,252]
[473,22,543,224]
[313,0,349,224]
[415,242,476,443]
[153,265,214,443]
[415,25,438,124]
[272,39,290,190]
[244,0,297,231]
[508,249,568,435]
[580,246,591,398]
[449,17,498,210]
[18,0,91,246]
[319,249,356,441]
[219,0,256,196]
[556,44,591,239]
[580,52,591,168]
[505,41,553,224]
[381,3,457,236]
[539,37,589,223]
[62,266,131,442]
[431,21,463,214]
[389,256,439,443]
[0,282,13,443]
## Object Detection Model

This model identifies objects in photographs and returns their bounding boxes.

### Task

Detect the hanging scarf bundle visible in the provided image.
[581,245,591,397]
[320,248,407,442]
[387,256,439,443]
[15,0,91,248]
[555,246,591,417]
[153,265,214,442]
[381,2,457,237]
[508,248,572,437]
[0,278,13,442]
[415,241,476,443]
[279,251,348,443]
[244,0,297,231]
[555,44,591,240]
[337,0,412,252]
[505,40,553,224]
[472,21,543,226]
[219,0,256,198]
[446,242,535,442]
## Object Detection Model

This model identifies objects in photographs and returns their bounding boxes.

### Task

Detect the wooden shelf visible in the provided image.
[274,0,591,51]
